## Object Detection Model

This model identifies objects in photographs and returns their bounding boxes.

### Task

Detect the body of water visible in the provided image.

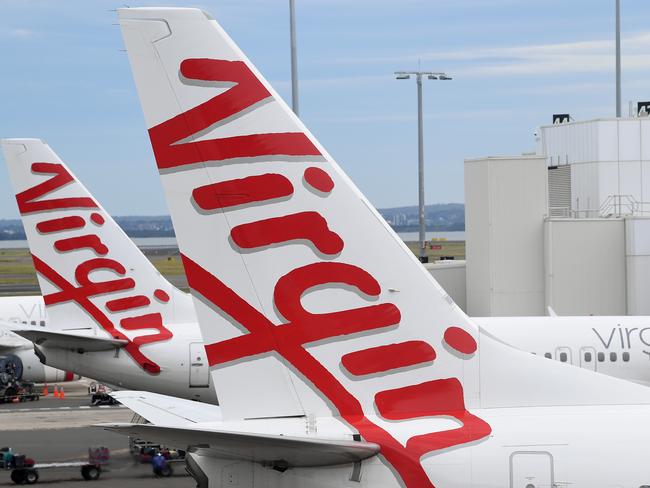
[396,231,465,242]
[0,239,28,249]
[0,231,465,250]
[0,237,181,250]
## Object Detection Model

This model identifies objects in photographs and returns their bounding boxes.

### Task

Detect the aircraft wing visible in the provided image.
[111,391,222,425]
[101,423,380,467]
[14,329,127,352]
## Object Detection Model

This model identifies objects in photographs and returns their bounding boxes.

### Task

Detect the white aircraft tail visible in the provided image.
[1,139,195,374]
[119,7,650,486]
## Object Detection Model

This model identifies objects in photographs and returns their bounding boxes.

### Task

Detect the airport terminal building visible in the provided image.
[461,110,650,317]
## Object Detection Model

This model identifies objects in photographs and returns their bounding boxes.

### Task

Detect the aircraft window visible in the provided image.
[584,352,592,362]
[559,352,568,362]
[623,352,630,362]
[597,352,605,362]
[40,321,45,327]
[544,352,551,359]
[30,321,36,326]
[610,352,617,362]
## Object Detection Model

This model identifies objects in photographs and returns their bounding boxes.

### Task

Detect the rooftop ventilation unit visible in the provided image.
[637,102,650,117]
[552,114,570,124]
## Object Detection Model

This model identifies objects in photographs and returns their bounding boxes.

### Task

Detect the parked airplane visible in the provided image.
[1,139,216,403]
[478,315,650,386]
[3,291,642,388]
[105,7,650,487]
[3,142,650,403]
[0,296,47,327]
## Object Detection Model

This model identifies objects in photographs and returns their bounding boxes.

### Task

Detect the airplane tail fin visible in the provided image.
[1,139,195,374]
[119,7,650,486]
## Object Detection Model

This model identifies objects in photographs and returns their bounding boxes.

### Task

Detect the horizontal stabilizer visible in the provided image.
[0,325,29,350]
[100,423,380,467]
[15,329,127,352]
[0,343,25,353]
[111,391,222,425]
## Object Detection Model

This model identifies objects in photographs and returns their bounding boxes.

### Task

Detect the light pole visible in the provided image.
[615,0,622,117]
[289,0,299,115]
[395,71,452,263]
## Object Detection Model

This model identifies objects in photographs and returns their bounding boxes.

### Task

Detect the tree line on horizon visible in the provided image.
[0,203,465,240]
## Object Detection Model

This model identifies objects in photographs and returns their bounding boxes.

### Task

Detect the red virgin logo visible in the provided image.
[150,57,492,487]
[17,163,173,374]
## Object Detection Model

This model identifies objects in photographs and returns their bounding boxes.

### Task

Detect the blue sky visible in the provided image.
[1,0,649,219]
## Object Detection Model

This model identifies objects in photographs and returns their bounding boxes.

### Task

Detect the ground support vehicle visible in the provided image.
[1,447,109,484]
[0,383,39,404]
[0,355,39,404]
[88,382,119,406]
[129,437,185,477]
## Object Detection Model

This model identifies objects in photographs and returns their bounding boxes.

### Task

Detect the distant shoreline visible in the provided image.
[0,226,465,242]
[0,204,466,242]
[0,231,466,250]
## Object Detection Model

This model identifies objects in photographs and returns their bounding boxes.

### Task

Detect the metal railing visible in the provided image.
[550,195,650,219]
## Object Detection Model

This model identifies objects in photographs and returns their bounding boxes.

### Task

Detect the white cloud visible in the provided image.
[3,28,37,39]
[270,74,389,90]
[326,32,650,78]
[310,108,516,125]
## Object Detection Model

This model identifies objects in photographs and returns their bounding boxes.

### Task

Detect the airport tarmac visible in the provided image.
[0,246,189,296]
[0,428,193,487]
[0,381,193,486]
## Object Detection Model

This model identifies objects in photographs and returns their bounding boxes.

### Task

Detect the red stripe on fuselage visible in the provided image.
[181,255,440,488]
[341,341,436,376]
[106,295,151,312]
[32,255,164,374]
[193,173,294,210]
[37,216,85,234]
[17,163,97,214]
[54,235,109,256]
[148,59,320,170]
[230,211,344,255]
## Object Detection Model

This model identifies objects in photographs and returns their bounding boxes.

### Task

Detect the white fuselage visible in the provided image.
[0,296,47,327]
[477,315,650,386]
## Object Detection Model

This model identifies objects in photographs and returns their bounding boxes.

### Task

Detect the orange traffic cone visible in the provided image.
[41,384,49,397]
[59,387,65,400]
[53,386,59,398]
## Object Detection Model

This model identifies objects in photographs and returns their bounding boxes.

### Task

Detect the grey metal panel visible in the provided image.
[548,165,571,216]
[425,262,466,312]
[465,156,547,316]
[545,219,626,315]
